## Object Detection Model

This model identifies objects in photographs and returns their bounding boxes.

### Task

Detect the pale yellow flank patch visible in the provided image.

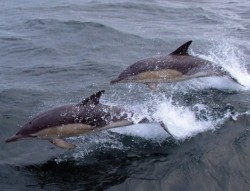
[134,70,211,83]
[137,69,184,82]
[33,124,93,138]
[32,120,133,139]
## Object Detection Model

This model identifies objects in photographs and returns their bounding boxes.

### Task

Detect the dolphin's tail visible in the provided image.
[220,69,244,87]
[227,73,245,87]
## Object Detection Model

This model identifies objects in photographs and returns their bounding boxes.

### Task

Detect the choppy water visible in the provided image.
[1,0,250,190]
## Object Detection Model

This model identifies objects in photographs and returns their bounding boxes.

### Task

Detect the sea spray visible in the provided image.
[152,101,215,140]
[192,40,250,89]
[59,41,249,161]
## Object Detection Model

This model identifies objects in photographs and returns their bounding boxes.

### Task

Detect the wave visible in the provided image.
[25,19,106,30]
[0,35,59,58]
[89,1,166,12]
[2,19,140,60]
[23,19,139,38]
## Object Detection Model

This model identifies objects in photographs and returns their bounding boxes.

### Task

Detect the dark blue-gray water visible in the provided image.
[1,0,250,190]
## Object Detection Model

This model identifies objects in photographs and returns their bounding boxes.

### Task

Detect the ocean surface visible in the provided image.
[1,0,250,190]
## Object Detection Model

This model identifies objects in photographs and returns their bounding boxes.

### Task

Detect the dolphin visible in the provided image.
[5,90,135,149]
[110,40,243,89]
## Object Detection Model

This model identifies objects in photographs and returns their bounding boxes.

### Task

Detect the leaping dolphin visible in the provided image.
[5,90,135,149]
[110,40,243,89]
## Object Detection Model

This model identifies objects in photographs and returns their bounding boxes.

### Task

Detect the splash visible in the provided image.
[107,40,250,142]
[192,40,250,90]
[152,101,215,140]
[106,93,231,142]
[57,40,249,161]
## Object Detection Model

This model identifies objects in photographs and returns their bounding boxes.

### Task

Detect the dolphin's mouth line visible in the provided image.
[5,134,22,143]
[5,134,35,143]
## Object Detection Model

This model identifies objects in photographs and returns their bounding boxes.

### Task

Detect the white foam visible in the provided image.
[71,40,249,156]
[105,41,250,141]
[103,96,217,142]
[192,40,250,90]
[153,101,216,140]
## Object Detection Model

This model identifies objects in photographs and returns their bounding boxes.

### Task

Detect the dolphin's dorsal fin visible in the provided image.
[170,40,192,55]
[78,90,105,106]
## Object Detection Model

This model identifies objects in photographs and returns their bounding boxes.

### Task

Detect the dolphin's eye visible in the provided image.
[29,122,32,125]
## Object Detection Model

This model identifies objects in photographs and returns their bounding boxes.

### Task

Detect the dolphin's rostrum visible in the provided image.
[111,40,243,89]
[5,90,135,149]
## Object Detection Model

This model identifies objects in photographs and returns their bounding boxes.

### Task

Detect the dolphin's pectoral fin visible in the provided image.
[145,83,158,91]
[159,122,174,138]
[50,138,76,149]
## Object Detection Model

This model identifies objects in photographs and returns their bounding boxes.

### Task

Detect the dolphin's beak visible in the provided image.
[5,134,23,143]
